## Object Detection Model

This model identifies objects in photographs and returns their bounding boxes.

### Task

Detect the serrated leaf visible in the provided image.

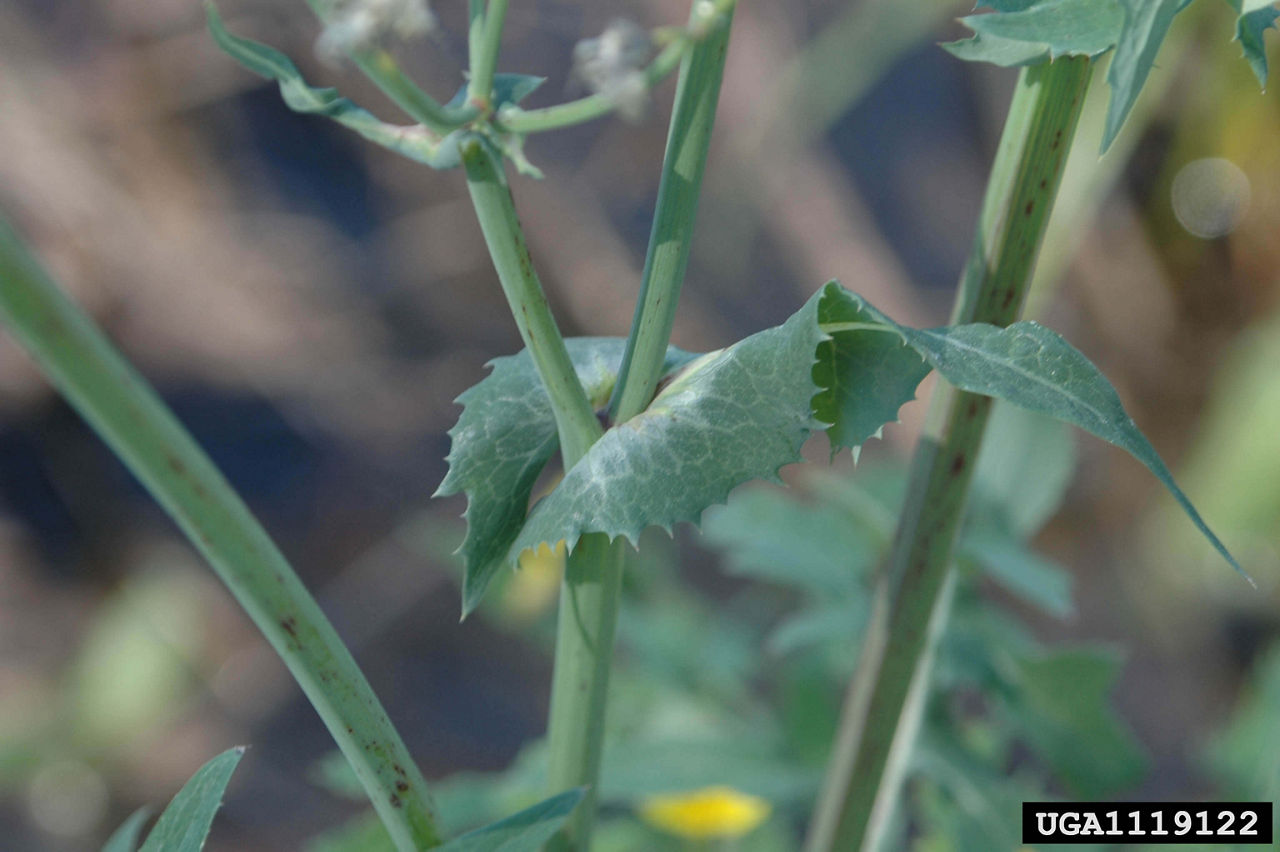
[1009,648,1146,796]
[138,747,245,852]
[507,289,829,559]
[956,0,1124,62]
[833,288,1242,576]
[102,808,150,852]
[437,340,695,616]
[205,3,465,169]
[1102,0,1183,151]
[814,283,931,453]
[1231,0,1280,87]
[435,788,584,852]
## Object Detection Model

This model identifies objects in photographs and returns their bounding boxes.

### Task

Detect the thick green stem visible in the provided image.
[610,3,735,423]
[545,534,626,851]
[0,216,441,852]
[468,0,509,109]
[806,57,1092,852]
[303,0,475,133]
[461,138,603,465]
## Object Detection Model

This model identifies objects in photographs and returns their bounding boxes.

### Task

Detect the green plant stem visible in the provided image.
[496,38,689,135]
[545,534,626,851]
[0,216,441,852]
[469,0,509,109]
[460,138,603,465]
[302,0,475,133]
[806,57,1093,852]
[461,136,623,851]
[610,3,735,423]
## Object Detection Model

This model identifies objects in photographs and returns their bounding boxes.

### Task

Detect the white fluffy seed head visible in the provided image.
[316,0,436,65]
[572,19,653,122]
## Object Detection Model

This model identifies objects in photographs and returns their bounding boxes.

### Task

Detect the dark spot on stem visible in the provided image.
[395,780,410,793]
[390,794,402,808]
[1024,200,1035,216]
[280,616,298,638]
[950,455,966,476]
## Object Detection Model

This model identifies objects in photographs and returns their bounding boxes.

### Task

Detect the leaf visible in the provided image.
[434,789,584,852]
[951,0,1125,65]
[942,32,1059,67]
[959,530,1074,618]
[102,809,150,852]
[508,289,829,559]
[1230,0,1280,87]
[205,2,465,169]
[969,402,1077,538]
[814,284,931,453]
[436,339,696,616]
[1102,0,1183,151]
[1008,648,1146,796]
[832,288,1243,576]
[702,488,875,597]
[138,746,246,852]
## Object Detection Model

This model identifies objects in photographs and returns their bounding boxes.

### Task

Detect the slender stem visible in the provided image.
[806,57,1093,852]
[303,0,475,133]
[609,3,735,423]
[0,216,441,852]
[461,138,602,465]
[545,534,627,851]
[461,135,624,850]
[468,0,485,90]
[469,0,510,109]
[496,38,688,134]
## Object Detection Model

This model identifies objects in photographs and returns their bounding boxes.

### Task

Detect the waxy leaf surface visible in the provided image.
[831,288,1241,575]
[437,339,695,616]
[136,747,245,852]
[509,289,829,557]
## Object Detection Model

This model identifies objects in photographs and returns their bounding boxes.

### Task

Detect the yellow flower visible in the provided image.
[638,786,771,840]
[497,540,565,622]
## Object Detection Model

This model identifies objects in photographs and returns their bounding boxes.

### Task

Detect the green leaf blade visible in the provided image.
[508,290,829,559]
[815,283,931,453]
[435,789,585,852]
[1234,3,1280,88]
[437,340,695,616]
[102,808,151,852]
[1102,0,1183,151]
[137,747,245,852]
[836,290,1242,576]
[953,0,1124,65]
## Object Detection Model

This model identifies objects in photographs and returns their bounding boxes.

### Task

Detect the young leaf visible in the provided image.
[1230,0,1280,86]
[829,288,1243,577]
[102,808,150,852]
[137,746,246,852]
[436,340,695,616]
[434,788,585,852]
[507,289,830,558]
[205,3,465,169]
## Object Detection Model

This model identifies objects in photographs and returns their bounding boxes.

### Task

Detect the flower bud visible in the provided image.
[572,19,653,122]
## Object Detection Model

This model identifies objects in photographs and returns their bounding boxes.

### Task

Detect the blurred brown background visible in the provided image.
[1,0,1277,849]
